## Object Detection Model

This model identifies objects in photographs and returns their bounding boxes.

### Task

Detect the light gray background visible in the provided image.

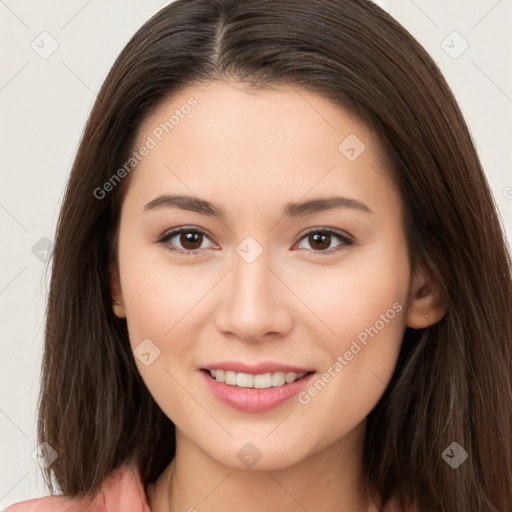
[1,0,511,507]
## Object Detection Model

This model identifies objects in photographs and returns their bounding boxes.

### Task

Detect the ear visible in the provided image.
[406,264,448,329]
[109,262,126,318]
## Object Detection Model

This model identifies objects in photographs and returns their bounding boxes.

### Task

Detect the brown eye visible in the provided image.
[307,232,332,251]
[296,229,353,255]
[158,227,216,255]
[179,231,203,250]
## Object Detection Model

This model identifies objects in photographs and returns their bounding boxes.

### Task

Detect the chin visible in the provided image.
[191,432,317,472]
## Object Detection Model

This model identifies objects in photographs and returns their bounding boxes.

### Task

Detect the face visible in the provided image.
[112,81,415,470]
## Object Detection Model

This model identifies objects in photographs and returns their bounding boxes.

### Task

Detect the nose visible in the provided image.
[214,249,294,343]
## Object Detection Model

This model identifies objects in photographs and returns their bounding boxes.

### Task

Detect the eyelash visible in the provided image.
[155,226,354,257]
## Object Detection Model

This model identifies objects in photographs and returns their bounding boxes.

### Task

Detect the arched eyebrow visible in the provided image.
[143,194,372,218]
[284,196,372,216]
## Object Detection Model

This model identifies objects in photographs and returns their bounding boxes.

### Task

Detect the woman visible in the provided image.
[6,0,512,511]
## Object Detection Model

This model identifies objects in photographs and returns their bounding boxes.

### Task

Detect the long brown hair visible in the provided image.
[38,1,512,510]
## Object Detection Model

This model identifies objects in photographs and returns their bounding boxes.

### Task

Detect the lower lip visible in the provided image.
[201,370,316,412]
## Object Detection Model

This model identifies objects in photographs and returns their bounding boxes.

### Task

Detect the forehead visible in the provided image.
[136,80,372,154]
[127,81,399,217]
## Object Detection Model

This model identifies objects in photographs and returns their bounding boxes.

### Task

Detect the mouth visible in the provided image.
[199,365,316,412]
[201,368,314,389]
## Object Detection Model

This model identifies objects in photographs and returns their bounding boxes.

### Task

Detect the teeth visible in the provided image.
[271,372,285,386]
[225,371,237,385]
[254,373,272,389]
[285,372,298,383]
[208,369,306,388]
[236,373,254,388]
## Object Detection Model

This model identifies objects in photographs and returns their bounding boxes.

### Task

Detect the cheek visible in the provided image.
[294,252,410,433]
[330,267,407,350]
[117,227,211,347]
[292,240,410,350]
[290,243,410,404]
[117,241,211,425]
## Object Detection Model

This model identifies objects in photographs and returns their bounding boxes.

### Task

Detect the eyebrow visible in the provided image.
[143,194,372,218]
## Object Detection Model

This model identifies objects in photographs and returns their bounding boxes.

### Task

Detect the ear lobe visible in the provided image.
[406,266,448,329]
[109,262,126,318]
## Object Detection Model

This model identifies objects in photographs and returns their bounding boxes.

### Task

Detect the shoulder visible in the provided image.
[4,464,150,512]
[4,495,78,512]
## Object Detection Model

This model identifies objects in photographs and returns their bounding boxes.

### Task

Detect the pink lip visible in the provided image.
[201,361,314,374]
[200,369,316,413]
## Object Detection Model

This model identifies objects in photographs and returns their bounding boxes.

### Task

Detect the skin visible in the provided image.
[110,81,446,512]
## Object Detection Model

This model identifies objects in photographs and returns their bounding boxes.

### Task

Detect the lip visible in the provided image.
[200,368,316,413]
[201,361,315,375]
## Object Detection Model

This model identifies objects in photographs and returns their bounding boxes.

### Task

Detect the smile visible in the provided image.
[207,369,307,388]
[200,365,316,412]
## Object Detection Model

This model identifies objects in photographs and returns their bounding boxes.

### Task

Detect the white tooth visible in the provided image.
[211,369,307,388]
[225,371,237,385]
[285,372,297,383]
[253,373,272,389]
[271,372,285,387]
[236,372,254,388]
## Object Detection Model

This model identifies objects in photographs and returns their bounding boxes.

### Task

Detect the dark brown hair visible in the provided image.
[38,1,512,510]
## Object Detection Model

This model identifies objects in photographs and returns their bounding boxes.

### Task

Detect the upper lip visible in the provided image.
[201,361,315,375]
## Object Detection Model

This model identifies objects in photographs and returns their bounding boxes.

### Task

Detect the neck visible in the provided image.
[147,421,379,512]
